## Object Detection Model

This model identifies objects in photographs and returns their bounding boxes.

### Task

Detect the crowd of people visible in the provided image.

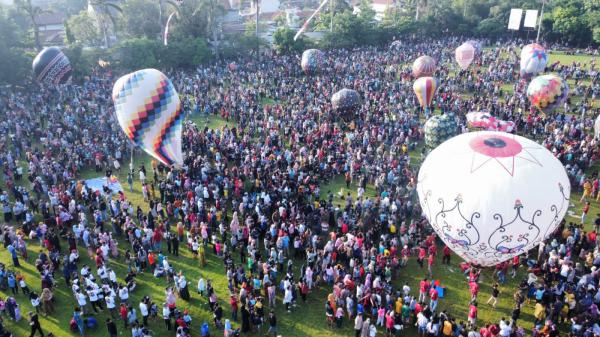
[0,36,599,337]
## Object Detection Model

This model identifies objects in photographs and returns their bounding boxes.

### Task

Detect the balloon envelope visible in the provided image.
[424,114,458,149]
[412,55,436,78]
[301,49,324,75]
[526,74,569,113]
[466,112,515,132]
[112,68,183,167]
[413,77,437,109]
[32,47,72,85]
[417,131,570,267]
[520,43,548,78]
[331,88,361,121]
[455,42,476,70]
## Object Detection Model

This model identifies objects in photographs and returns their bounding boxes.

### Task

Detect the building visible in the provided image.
[35,12,67,46]
[353,0,397,21]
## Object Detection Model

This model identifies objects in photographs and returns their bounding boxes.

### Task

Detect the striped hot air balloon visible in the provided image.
[112,69,184,167]
[412,55,436,78]
[413,77,437,109]
[32,47,72,85]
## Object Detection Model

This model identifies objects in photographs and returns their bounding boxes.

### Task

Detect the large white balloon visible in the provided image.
[417,131,570,267]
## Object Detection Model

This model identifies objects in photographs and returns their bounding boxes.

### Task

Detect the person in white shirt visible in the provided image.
[416,312,429,337]
[108,269,118,287]
[162,303,172,331]
[87,286,103,313]
[119,285,129,303]
[76,290,87,313]
[283,285,293,312]
[105,293,116,318]
[139,299,149,326]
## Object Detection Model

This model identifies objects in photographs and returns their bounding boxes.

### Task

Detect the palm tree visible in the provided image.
[14,0,52,51]
[88,0,122,48]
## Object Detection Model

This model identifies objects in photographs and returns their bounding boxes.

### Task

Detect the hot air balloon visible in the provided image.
[466,112,516,132]
[455,42,476,70]
[424,114,458,149]
[526,74,569,114]
[417,131,570,267]
[32,47,72,85]
[412,55,436,78]
[413,77,437,113]
[112,69,183,167]
[520,43,548,78]
[301,49,324,75]
[331,88,361,122]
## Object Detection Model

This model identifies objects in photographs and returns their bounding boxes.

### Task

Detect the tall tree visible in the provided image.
[88,0,122,48]
[14,0,52,50]
[121,0,162,39]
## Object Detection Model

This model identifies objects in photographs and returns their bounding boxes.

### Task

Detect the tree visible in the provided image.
[552,1,592,46]
[66,10,102,45]
[159,37,212,68]
[50,0,87,16]
[356,0,376,23]
[0,7,30,84]
[273,26,307,54]
[88,0,122,48]
[120,0,162,39]
[14,0,52,50]
[113,37,160,69]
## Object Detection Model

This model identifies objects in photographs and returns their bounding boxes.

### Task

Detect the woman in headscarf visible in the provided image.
[178,274,190,301]
[224,319,233,336]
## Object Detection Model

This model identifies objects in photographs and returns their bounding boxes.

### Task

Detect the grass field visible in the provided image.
[0,50,599,337]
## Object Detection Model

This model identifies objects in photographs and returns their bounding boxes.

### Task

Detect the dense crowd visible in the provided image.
[0,37,600,337]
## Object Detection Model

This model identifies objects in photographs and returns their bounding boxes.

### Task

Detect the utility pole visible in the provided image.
[536,0,545,43]
[255,0,259,60]
[330,0,334,32]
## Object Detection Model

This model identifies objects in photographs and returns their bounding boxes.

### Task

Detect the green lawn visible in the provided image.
[0,50,599,337]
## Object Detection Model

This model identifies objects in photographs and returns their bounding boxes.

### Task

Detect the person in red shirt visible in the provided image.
[468,302,477,328]
[401,245,410,267]
[419,278,430,303]
[582,201,590,224]
[442,245,451,264]
[417,247,426,268]
[427,244,437,257]
[469,281,479,302]
[119,303,128,327]
[427,254,434,278]
[511,255,520,278]
[229,295,238,322]
[429,286,439,312]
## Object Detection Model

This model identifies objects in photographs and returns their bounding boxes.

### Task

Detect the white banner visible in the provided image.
[524,9,538,28]
[508,8,523,30]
